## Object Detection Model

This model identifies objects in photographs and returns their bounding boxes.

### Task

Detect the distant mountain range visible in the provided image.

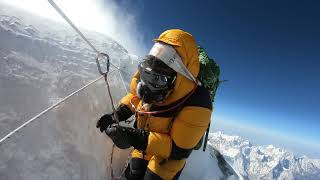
[208,131,320,179]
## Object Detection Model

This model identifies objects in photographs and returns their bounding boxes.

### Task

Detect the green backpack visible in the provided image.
[193,46,221,150]
[168,46,221,151]
[198,46,221,102]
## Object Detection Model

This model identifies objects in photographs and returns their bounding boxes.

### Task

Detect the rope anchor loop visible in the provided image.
[96,52,119,124]
[96,52,110,75]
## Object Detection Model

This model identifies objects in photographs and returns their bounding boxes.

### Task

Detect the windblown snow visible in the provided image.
[0,2,319,180]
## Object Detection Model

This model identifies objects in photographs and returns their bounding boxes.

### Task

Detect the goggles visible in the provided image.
[138,63,176,92]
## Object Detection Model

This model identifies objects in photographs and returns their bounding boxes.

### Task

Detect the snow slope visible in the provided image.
[0,3,239,180]
[0,3,137,180]
[209,131,320,180]
[181,146,240,180]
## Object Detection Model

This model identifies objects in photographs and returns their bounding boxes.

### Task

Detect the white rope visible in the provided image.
[118,70,129,94]
[48,0,125,72]
[48,0,98,53]
[0,75,105,144]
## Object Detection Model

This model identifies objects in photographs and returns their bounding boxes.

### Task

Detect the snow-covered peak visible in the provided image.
[0,15,40,38]
[208,131,252,159]
[208,131,320,179]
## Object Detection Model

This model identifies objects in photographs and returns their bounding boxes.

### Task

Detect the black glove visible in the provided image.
[105,125,149,150]
[96,113,115,132]
[96,104,133,133]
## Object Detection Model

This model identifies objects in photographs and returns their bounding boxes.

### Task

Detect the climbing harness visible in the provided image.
[0,0,131,179]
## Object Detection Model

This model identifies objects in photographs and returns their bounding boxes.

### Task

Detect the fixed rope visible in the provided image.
[48,0,130,96]
[47,0,136,78]
[0,75,107,144]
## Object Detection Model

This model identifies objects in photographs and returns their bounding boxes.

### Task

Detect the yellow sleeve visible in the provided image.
[171,106,212,149]
[145,106,212,159]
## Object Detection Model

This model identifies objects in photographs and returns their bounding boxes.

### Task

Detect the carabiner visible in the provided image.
[95,52,110,75]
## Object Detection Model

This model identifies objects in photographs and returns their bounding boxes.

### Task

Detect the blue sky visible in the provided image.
[113,0,320,157]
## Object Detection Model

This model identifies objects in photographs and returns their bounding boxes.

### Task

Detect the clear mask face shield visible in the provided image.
[137,42,197,104]
[148,42,197,83]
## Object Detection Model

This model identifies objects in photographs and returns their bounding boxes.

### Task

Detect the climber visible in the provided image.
[96,29,212,180]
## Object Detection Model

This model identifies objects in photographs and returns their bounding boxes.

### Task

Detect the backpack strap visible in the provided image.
[167,85,213,151]
[166,102,186,131]
[202,122,211,151]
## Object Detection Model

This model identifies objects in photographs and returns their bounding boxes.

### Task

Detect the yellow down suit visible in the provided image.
[120,29,212,180]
